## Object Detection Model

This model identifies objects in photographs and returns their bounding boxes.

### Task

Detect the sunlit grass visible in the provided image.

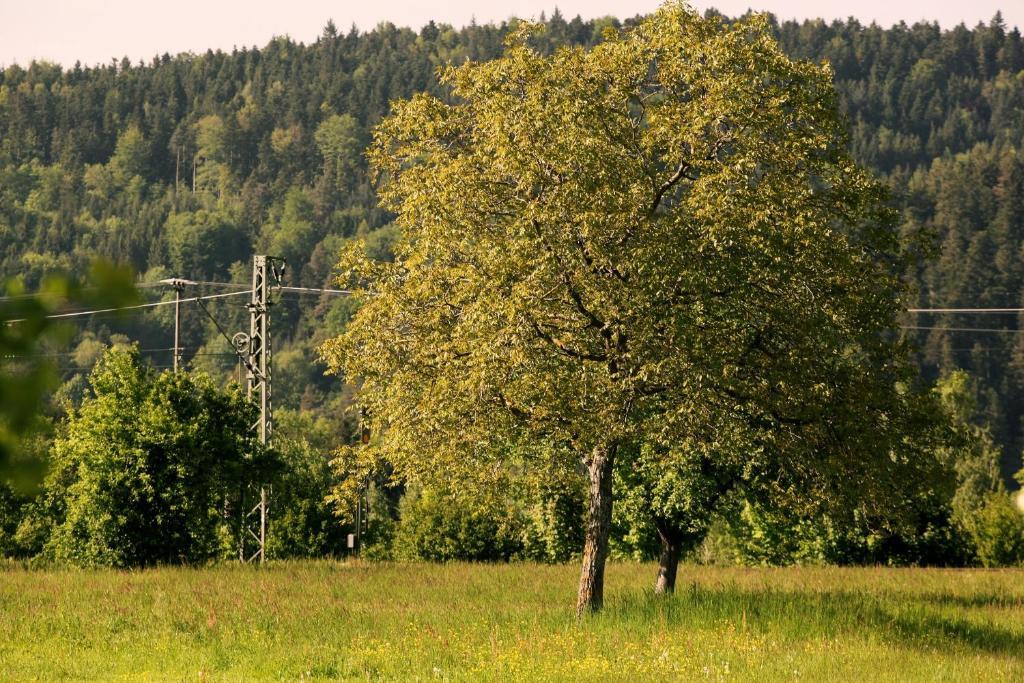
[1,561,1022,680]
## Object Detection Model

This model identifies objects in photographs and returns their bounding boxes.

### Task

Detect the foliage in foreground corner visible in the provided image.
[0,262,138,489]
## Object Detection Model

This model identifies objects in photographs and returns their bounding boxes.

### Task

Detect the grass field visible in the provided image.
[1,561,1023,681]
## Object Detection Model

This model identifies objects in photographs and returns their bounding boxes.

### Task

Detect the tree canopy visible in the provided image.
[321,3,947,614]
[1,8,1022,482]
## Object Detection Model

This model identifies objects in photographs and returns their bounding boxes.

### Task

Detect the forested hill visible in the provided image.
[2,11,1024,478]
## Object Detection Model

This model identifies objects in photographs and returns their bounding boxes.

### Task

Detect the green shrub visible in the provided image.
[0,481,25,557]
[267,435,348,559]
[360,485,400,561]
[967,493,1024,567]
[728,496,973,567]
[393,485,525,562]
[41,348,268,567]
[521,476,585,563]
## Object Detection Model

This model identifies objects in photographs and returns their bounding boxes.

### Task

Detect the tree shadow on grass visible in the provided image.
[916,591,1024,610]
[608,584,1024,658]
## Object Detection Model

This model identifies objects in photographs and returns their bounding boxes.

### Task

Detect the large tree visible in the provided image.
[321,3,939,615]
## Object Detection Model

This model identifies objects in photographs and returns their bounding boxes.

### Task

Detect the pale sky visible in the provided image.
[1,1,1021,68]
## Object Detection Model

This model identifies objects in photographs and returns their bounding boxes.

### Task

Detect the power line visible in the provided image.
[3,347,178,359]
[186,280,249,289]
[907,308,1024,314]
[3,290,252,324]
[159,280,246,290]
[901,326,1018,333]
[170,280,354,296]
[0,280,206,303]
[279,285,354,296]
[3,347,237,359]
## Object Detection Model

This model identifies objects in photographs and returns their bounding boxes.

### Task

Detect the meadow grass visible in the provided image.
[1,560,1023,681]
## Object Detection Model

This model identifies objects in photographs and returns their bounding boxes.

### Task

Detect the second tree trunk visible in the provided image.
[654,529,681,595]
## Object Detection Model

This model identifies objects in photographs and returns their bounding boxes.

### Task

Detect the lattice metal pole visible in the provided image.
[240,254,282,564]
[249,255,272,445]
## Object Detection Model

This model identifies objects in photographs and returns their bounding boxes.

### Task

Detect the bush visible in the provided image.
[521,476,585,563]
[266,436,348,559]
[967,493,1024,567]
[0,433,49,559]
[40,348,268,567]
[728,496,974,567]
[0,482,26,557]
[360,484,400,561]
[393,485,525,562]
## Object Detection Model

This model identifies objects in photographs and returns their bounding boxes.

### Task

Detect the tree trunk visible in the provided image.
[575,443,617,619]
[654,529,681,595]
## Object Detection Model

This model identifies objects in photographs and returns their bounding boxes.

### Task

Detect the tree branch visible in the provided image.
[648,159,697,217]
[531,219,606,332]
[528,317,608,362]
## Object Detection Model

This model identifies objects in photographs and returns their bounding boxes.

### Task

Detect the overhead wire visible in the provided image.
[167,280,354,296]
[2,279,1022,441]
[1,280,352,321]
[4,347,243,363]
[902,307,1024,335]
[12,282,1024,348]
[3,289,253,324]
[907,307,1024,314]
[185,280,249,289]
[3,281,352,375]
[901,326,1018,333]
[3,347,177,359]
[279,285,355,295]
[0,279,202,303]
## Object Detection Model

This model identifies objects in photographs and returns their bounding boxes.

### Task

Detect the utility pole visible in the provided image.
[156,263,289,564]
[159,278,197,371]
[238,255,285,564]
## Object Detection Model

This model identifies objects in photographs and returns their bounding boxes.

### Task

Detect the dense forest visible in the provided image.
[2,9,1024,562]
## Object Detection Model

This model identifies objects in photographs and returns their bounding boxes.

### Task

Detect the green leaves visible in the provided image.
[0,261,138,490]
[40,347,264,567]
[323,2,945,576]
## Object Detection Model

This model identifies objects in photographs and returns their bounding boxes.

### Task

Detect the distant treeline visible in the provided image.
[1,9,1023,480]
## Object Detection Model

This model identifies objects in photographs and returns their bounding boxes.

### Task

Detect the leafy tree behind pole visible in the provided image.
[35,347,268,567]
[1,9,1023,487]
